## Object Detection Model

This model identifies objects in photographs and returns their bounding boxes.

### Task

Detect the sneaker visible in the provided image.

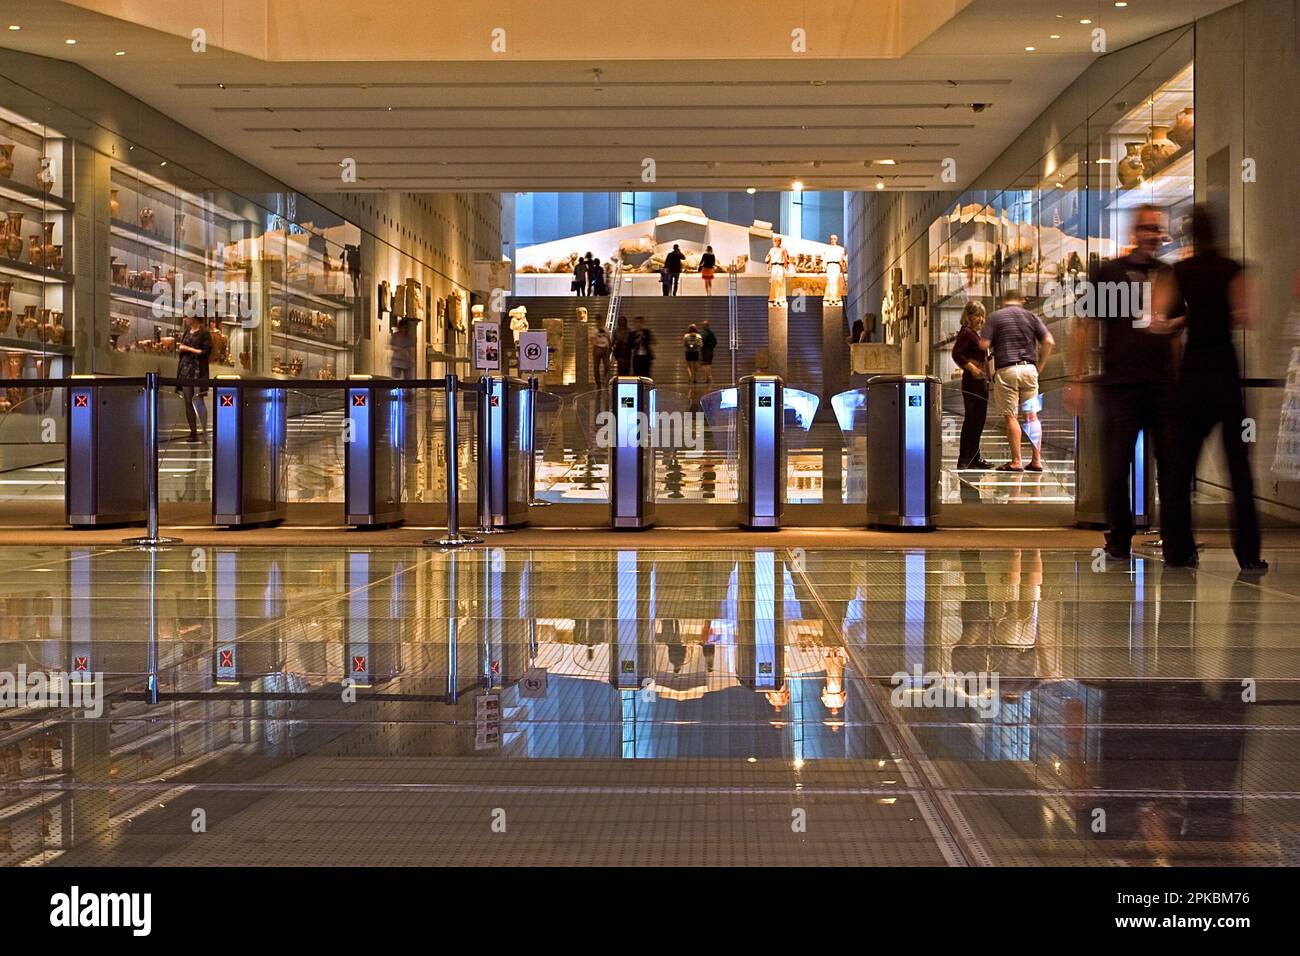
[970,457,994,469]
[1238,559,1269,574]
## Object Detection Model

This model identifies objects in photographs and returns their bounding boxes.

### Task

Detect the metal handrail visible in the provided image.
[727,268,739,387]
[604,258,624,334]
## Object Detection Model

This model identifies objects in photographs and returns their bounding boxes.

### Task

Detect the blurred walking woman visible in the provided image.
[951,301,992,469]
[1156,205,1266,571]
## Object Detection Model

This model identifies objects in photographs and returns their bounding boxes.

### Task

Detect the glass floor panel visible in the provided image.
[0,545,1296,866]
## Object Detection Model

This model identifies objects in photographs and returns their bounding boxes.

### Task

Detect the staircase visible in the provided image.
[505,295,838,392]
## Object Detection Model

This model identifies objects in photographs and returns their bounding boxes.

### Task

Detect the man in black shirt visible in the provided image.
[665,245,686,296]
[176,313,213,443]
[1066,204,1179,561]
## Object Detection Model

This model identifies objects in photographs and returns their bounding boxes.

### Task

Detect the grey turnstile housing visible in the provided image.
[738,374,784,529]
[1074,377,1155,529]
[477,375,530,529]
[65,378,146,527]
[344,377,405,528]
[866,374,941,530]
[609,376,656,529]
[213,379,287,527]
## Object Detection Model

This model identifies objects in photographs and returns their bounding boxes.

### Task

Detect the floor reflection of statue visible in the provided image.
[821,648,846,717]
[823,234,846,306]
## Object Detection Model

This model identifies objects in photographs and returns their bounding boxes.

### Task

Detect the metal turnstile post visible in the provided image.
[66,375,147,528]
[212,376,288,527]
[344,375,405,528]
[477,374,529,530]
[738,374,785,529]
[865,374,941,530]
[609,375,656,530]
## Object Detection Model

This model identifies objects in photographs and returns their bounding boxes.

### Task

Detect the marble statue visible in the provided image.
[823,234,846,306]
[765,236,790,306]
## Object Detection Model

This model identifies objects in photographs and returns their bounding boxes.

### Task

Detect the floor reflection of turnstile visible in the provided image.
[609,550,655,693]
[345,376,405,528]
[478,375,529,529]
[736,550,785,696]
[738,375,784,529]
[213,378,287,527]
[65,377,148,527]
[610,376,656,530]
[1074,377,1154,529]
[866,375,941,530]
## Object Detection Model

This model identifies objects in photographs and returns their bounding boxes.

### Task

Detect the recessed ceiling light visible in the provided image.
[115,50,126,56]
[875,158,897,165]
[1115,2,1128,7]
[7,25,20,31]
[791,180,803,191]
[160,160,167,167]
[876,181,885,190]
[745,187,756,194]
[1080,18,1092,24]
[1050,34,1061,39]
[1025,46,1036,51]
[64,38,77,45]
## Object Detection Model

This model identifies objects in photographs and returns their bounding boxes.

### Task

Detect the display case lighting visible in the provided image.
[7,24,20,31]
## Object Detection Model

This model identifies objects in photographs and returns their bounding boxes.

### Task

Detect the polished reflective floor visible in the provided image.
[1,543,1296,866]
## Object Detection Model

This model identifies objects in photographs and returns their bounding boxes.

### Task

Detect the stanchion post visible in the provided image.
[124,371,180,548]
[429,374,481,548]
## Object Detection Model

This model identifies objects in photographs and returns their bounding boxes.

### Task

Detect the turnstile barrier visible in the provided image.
[738,374,784,529]
[344,376,405,528]
[477,375,530,529]
[609,376,656,530]
[866,374,941,530]
[66,377,147,527]
[213,378,288,527]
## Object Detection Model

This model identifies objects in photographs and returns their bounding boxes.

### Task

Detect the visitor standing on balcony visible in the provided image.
[952,301,992,469]
[176,313,212,443]
[573,255,588,296]
[591,323,611,384]
[700,246,717,296]
[980,291,1052,472]
[589,256,605,296]
[666,244,686,296]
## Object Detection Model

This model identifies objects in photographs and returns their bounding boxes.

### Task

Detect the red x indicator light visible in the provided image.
[74,394,88,408]
[352,394,367,407]
[352,655,367,673]
[74,656,89,671]
[219,649,234,668]
[220,393,234,407]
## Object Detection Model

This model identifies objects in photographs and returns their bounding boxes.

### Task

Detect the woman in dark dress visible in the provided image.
[1156,205,1266,571]
[176,314,213,442]
[951,300,992,469]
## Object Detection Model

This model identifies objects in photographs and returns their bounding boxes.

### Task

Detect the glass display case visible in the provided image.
[0,105,71,414]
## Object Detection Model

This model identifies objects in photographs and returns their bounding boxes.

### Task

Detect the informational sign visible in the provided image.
[518,330,549,372]
[473,320,501,371]
[518,668,549,699]
[475,692,502,750]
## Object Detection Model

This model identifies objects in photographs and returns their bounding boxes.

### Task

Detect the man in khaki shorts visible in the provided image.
[980,292,1054,471]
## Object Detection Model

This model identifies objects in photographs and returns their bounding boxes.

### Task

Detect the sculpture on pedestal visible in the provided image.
[765,235,790,307]
[823,234,846,306]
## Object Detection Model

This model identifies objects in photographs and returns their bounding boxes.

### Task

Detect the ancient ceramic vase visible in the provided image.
[1170,107,1194,150]
[0,281,12,335]
[0,144,14,179]
[110,189,121,218]
[1140,125,1178,177]
[3,212,22,259]
[1116,142,1145,189]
